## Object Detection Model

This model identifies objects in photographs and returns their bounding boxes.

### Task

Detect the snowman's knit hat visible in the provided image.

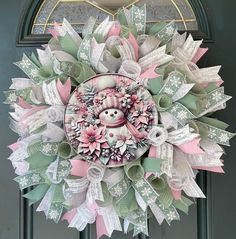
[94,94,124,116]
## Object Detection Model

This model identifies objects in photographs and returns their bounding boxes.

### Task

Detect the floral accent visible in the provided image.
[115,126,135,154]
[77,125,108,157]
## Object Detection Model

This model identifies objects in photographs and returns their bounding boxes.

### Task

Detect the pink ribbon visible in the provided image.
[19,105,48,121]
[8,141,21,151]
[192,48,208,63]
[96,214,109,239]
[148,145,158,157]
[192,166,225,173]
[178,138,204,154]
[70,158,90,177]
[62,208,77,223]
[128,33,139,61]
[171,189,182,200]
[140,64,160,79]
[48,22,60,38]
[17,97,33,109]
[107,23,121,38]
[56,79,71,104]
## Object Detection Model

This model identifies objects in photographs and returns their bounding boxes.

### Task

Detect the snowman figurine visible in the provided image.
[94,76,146,147]
[94,76,128,145]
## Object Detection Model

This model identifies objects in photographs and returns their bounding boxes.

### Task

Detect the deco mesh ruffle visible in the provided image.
[5,5,235,238]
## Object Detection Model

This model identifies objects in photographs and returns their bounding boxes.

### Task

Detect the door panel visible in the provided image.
[0,0,235,239]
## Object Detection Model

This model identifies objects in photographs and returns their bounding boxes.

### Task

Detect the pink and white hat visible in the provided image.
[94,94,124,116]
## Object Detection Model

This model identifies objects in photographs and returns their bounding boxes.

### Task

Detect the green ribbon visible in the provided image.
[173,196,193,214]
[149,21,175,44]
[117,8,128,26]
[28,140,59,156]
[168,102,196,126]
[198,116,229,130]
[38,65,55,78]
[108,177,131,202]
[132,210,149,236]
[24,184,49,205]
[58,141,76,159]
[153,93,173,111]
[156,202,180,224]
[60,61,95,85]
[194,87,231,116]
[14,172,45,190]
[120,25,137,38]
[77,35,91,63]
[27,152,55,171]
[58,33,78,59]
[114,187,138,218]
[14,54,44,83]
[148,175,173,208]
[146,67,165,95]
[46,184,65,223]
[30,52,42,67]
[131,5,146,34]
[178,93,198,111]
[142,157,162,173]
[4,88,31,104]
[159,71,185,97]
[195,120,235,146]
[124,159,145,182]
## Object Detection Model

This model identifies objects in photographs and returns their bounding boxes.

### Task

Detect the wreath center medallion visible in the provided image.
[64,74,158,166]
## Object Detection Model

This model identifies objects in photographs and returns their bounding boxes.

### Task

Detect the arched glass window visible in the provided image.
[31,0,198,34]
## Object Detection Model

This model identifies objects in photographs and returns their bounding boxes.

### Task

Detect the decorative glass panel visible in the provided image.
[32,0,198,34]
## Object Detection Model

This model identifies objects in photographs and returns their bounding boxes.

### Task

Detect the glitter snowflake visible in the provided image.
[30,69,38,78]
[20,59,30,68]
[177,110,188,120]
[8,93,17,102]
[212,91,222,101]
[113,185,123,197]
[141,187,152,197]
[60,160,70,167]
[42,144,52,154]
[135,9,145,19]
[136,22,144,31]
[170,79,181,88]
[165,25,174,35]
[48,210,59,219]
[167,211,177,221]
[20,177,29,187]
[31,174,41,183]
[219,133,229,143]
[164,87,174,95]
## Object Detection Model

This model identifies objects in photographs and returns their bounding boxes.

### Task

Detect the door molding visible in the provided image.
[16,0,213,46]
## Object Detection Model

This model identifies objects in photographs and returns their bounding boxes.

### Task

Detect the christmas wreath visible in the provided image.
[5,5,234,238]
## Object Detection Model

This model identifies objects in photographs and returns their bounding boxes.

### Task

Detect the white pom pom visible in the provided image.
[96,75,116,91]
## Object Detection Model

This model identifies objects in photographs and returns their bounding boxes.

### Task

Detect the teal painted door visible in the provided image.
[0,1,235,239]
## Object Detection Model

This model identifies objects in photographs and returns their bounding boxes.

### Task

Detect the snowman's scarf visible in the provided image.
[100,117,146,140]
[100,117,126,128]
[126,121,146,140]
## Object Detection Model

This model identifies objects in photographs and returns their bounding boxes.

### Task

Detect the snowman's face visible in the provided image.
[99,108,125,125]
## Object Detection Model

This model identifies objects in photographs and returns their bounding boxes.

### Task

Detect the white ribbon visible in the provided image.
[148,126,168,146]
[37,185,56,216]
[69,202,96,231]
[138,45,174,71]
[167,124,199,145]
[42,80,64,105]
[86,163,105,203]
[97,205,122,236]
[46,105,65,122]
[118,60,141,79]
